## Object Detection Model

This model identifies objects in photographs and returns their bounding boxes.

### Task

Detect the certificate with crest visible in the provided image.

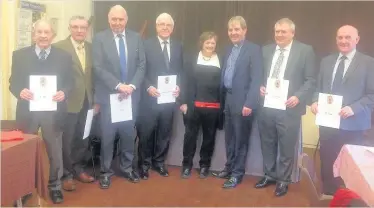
[110,93,132,123]
[315,93,343,129]
[29,75,57,111]
[157,75,177,104]
[264,78,289,110]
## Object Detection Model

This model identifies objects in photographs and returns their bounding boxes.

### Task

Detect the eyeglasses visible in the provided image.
[70,25,88,31]
[157,23,173,28]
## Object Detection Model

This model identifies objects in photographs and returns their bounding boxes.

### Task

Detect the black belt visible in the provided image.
[225,88,232,94]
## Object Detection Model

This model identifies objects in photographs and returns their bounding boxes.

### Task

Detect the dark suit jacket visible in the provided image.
[9,45,73,130]
[221,40,264,114]
[54,37,93,113]
[92,29,145,117]
[313,51,374,131]
[140,37,183,110]
[262,40,317,116]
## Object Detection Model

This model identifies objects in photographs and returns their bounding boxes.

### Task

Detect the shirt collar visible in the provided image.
[276,40,293,52]
[35,44,51,55]
[158,36,170,45]
[113,29,126,39]
[233,39,244,48]
[70,36,85,50]
[338,49,356,61]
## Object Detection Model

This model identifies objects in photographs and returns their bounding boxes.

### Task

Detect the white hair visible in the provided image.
[275,18,296,31]
[33,19,55,34]
[156,13,174,26]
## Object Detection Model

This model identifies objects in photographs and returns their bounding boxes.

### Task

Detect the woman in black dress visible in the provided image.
[180,32,223,179]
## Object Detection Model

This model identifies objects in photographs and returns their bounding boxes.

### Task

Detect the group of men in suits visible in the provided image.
[8,3,374,204]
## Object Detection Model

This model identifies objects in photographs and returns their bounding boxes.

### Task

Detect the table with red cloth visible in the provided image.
[1,132,49,206]
[333,144,374,207]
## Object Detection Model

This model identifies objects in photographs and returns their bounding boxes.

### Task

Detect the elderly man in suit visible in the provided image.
[137,13,182,179]
[54,15,95,192]
[92,5,145,189]
[255,18,316,197]
[212,16,263,188]
[311,25,374,195]
[9,19,73,204]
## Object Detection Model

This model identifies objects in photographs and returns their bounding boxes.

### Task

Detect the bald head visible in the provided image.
[33,19,55,49]
[336,25,360,55]
[108,5,128,34]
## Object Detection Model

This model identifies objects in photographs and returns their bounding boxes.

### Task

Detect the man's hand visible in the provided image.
[20,88,34,101]
[53,91,65,102]
[340,106,354,119]
[147,86,160,97]
[93,104,100,115]
[118,84,134,95]
[173,85,180,98]
[285,96,300,108]
[242,106,252,116]
[180,104,187,114]
[260,86,267,97]
[311,102,318,115]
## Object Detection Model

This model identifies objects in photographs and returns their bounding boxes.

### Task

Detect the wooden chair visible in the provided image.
[298,153,333,207]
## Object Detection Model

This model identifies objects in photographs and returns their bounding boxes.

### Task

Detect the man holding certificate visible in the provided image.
[9,20,73,204]
[256,18,316,197]
[311,25,374,195]
[137,13,183,180]
[92,5,145,188]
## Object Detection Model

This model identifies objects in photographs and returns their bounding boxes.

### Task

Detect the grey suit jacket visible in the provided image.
[92,29,145,117]
[262,40,317,116]
[313,51,374,131]
[54,37,93,113]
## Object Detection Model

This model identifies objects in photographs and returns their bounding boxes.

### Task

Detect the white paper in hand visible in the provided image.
[315,93,343,129]
[157,75,177,104]
[110,93,133,123]
[29,75,57,111]
[264,78,289,110]
[83,109,94,140]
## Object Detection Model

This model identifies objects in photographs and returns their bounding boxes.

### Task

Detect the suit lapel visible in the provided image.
[265,44,276,78]
[169,39,176,69]
[234,41,249,76]
[105,30,121,75]
[65,38,84,76]
[284,42,300,79]
[342,52,360,84]
[326,54,339,90]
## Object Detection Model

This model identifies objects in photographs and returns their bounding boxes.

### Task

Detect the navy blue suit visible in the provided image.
[221,40,263,179]
[137,37,183,169]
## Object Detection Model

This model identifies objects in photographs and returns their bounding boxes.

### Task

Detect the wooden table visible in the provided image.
[333,144,374,207]
[1,133,48,206]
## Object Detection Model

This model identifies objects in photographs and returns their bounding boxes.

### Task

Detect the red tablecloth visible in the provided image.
[1,133,48,206]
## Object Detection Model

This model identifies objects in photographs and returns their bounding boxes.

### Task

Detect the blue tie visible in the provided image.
[118,34,127,82]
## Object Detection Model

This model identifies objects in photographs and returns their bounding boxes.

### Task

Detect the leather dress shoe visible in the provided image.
[199,167,209,179]
[223,176,241,189]
[152,166,169,177]
[255,177,276,189]
[99,176,111,189]
[123,171,140,183]
[181,167,191,179]
[212,169,231,179]
[139,168,149,180]
[62,179,76,191]
[49,190,63,204]
[76,172,94,183]
[274,182,288,197]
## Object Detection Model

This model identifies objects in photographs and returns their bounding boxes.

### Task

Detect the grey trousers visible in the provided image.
[23,112,63,191]
[258,108,301,184]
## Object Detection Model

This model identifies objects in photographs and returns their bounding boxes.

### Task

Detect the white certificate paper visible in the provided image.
[264,78,289,110]
[157,75,177,104]
[29,75,57,111]
[110,94,133,123]
[83,109,94,140]
[316,93,343,129]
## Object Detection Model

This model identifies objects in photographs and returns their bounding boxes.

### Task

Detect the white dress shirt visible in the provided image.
[158,36,170,61]
[269,41,293,79]
[331,49,356,86]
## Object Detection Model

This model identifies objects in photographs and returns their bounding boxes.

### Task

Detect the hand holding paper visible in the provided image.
[263,78,289,110]
[29,75,57,111]
[340,106,354,119]
[315,93,343,129]
[20,88,34,101]
[157,75,177,104]
[52,91,65,102]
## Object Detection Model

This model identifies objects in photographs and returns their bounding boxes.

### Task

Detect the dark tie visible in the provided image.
[271,48,285,79]
[331,56,347,94]
[118,34,127,82]
[163,41,169,70]
[39,49,46,60]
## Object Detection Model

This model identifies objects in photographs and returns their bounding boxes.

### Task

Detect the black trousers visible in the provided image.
[182,107,219,168]
[319,127,364,195]
[138,104,174,169]
[62,97,91,179]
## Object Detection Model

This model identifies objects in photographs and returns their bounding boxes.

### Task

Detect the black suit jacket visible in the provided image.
[140,37,183,109]
[9,45,74,130]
